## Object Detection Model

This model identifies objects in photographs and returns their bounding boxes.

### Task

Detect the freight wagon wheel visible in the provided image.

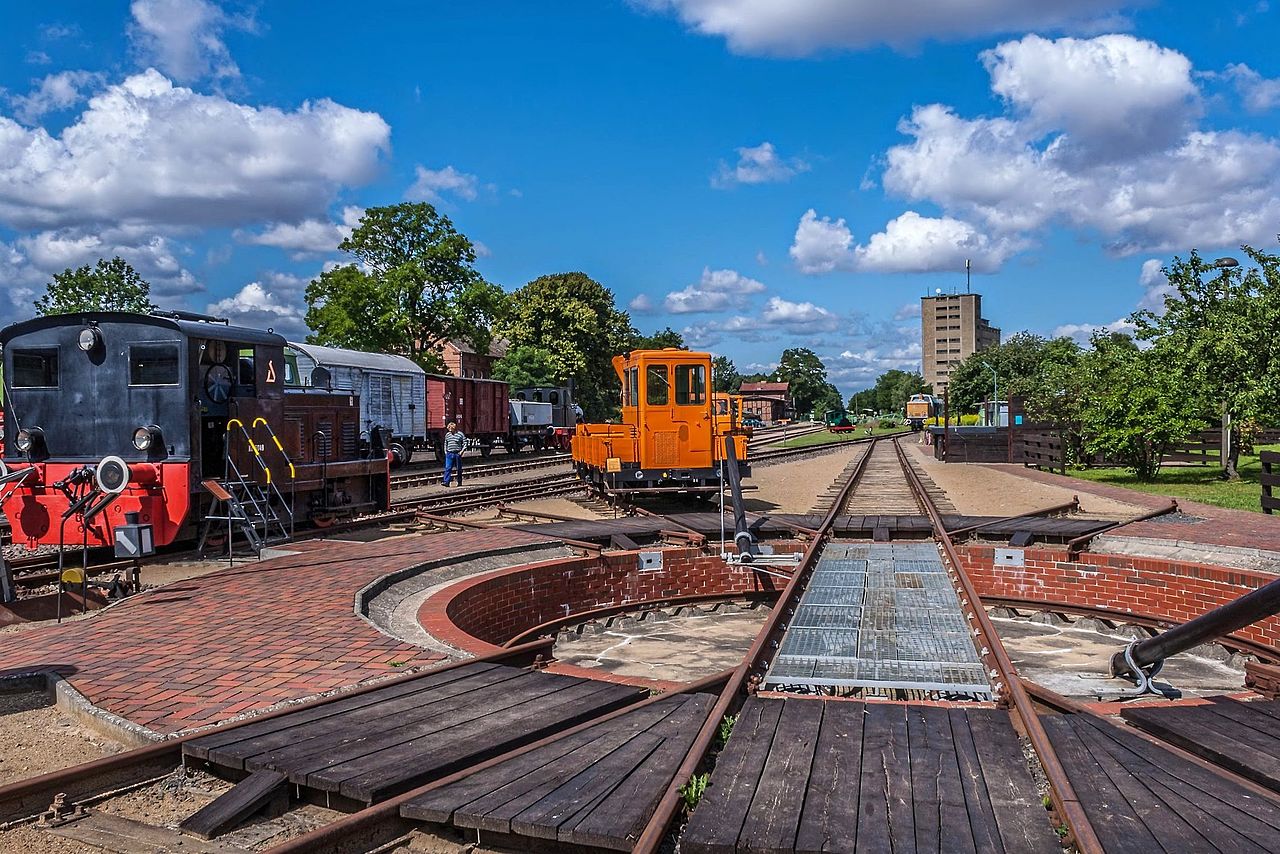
[479,444,492,458]
[390,442,410,468]
[311,514,337,529]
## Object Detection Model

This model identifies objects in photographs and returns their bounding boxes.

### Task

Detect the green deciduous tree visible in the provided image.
[630,326,685,350]
[1078,333,1205,480]
[35,257,156,315]
[304,203,501,370]
[712,355,742,394]
[772,347,830,416]
[1132,247,1280,479]
[492,344,559,389]
[497,272,634,419]
[947,333,1081,419]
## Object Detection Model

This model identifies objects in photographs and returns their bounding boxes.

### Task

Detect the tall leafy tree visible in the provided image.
[304,203,501,370]
[492,344,559,389]
[1133,247,1280,478]
[497,272,634,418]
[712,355,742,393]
[772,347,830,416]
[631,326,685,350]
[35,257,155,315]
[1079,333,1204,480]
[947,333,1079,417]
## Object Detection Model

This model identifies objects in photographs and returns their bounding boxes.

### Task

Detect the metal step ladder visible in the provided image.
[197,418,294,560]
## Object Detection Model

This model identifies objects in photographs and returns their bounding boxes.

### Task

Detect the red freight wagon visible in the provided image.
[424,375,512,459]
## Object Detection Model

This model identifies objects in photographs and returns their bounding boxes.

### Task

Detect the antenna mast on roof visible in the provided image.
[966,259,971,294]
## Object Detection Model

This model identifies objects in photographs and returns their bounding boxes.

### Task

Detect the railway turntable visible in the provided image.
[762,541,992,698]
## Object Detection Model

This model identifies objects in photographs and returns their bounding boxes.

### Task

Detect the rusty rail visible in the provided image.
[631,438,881,854]
[944,496,1080,538]
[894,439,1104,854]
[1065,499,1178,555]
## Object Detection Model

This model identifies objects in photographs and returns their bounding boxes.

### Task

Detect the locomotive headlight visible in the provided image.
[133,425,161,451]
[14,427,41,453]
[78,326,102,352]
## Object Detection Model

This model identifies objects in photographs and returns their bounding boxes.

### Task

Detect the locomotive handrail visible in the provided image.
[252,417,296,539]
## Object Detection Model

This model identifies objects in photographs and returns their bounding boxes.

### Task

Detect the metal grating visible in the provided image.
[764,538,991,698]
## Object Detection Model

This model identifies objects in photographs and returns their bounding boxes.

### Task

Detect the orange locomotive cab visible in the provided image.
[573,349,751,495]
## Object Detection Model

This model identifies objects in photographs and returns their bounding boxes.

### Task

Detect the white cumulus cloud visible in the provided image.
[662,267,766,314]
[406,165,481,204]
[9,71,103,124]
[880,34,1280,256]
[760,296,840,331]
[236,206,364,256]
[637,0,1138,56]
[1224,63,1280,113]
[789,209,857,274]
[982,34,1199,158]
[208,282,309,339]
[0,70,390,231]
[712,141,808,187]
[129,0,254,82]
[790,209,1013,274]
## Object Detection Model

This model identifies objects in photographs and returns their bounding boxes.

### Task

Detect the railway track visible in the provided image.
[390,452,570,490]
[7,436,1280,853]
[392,471,583,515]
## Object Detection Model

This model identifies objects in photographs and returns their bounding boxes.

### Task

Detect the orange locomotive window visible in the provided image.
[676,364,706,405]
[645,365,668,405]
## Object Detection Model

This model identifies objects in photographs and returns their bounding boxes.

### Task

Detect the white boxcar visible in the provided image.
[287,343,426,462]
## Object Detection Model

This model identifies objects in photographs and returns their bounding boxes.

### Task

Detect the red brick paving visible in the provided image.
[987,463,1280,553]
[0,529,552,734]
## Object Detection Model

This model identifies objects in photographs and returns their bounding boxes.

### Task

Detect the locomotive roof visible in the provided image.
[287,342,425,376]
[0,311,287,347]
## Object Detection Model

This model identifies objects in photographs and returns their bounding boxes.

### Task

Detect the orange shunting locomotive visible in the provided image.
[572,349,751,495]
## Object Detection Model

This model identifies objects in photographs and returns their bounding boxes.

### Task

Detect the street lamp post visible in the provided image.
[1210,257,1240,479]
[981,361,999,427]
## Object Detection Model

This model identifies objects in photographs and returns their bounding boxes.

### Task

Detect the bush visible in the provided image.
[959,414,981,426]
[878,419,897,429]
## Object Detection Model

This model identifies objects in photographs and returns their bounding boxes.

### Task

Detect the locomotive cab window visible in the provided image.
[549,391,560,405]
[238,349,255,386]
[128,343,180,386]
[626,367,639,407]
[675,364,706,405]
[11,348,59,388]
[645,365,669,406]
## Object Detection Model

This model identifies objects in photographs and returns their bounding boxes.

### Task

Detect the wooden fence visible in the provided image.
[1264,450,1280,514]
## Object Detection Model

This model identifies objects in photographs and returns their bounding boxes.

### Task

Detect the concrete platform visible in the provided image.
[0,529,554,736]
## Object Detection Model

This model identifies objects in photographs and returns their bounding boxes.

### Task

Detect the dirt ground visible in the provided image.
[901,441,1144,518]
[744,444,864,514]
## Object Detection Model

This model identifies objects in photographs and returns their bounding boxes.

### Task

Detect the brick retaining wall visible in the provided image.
[418,548,786,654]
[958,544,1280,652]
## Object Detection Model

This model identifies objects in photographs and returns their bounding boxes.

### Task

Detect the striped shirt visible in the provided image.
[444,430,466,454]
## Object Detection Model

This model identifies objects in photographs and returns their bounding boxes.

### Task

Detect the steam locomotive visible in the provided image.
[0,312,391,550]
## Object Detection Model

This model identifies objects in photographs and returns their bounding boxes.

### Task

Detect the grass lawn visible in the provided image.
[775,425,913,448]
[1068,444,1279,513]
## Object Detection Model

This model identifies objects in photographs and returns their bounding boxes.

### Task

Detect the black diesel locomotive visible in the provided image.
[0,312,390,549]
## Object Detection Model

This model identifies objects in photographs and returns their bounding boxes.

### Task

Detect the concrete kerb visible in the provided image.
[0,669,166,749]
[355,541,573,658]
[1092,534,1280,574]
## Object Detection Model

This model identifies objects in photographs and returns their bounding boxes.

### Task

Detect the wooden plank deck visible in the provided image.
[1043,712,1280,853]
[401,692,714,851]
[1120,697,1280,794]
[183,663,645,804]
[681,697,1059,854]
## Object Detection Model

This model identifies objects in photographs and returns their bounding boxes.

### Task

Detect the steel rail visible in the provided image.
[983,595,1280,664]
[631,438,880,854]
[390,453,571,490]
[0,638,556,826]
[262,668,737,854]
[894,438,1105,854]
[944,496,1081,538]
[1065,498,1178,554]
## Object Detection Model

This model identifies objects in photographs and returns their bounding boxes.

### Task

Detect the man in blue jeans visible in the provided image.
[442,421,466,486]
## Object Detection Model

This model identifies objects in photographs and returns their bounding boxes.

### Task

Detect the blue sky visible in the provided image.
[1,1,1278,394]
